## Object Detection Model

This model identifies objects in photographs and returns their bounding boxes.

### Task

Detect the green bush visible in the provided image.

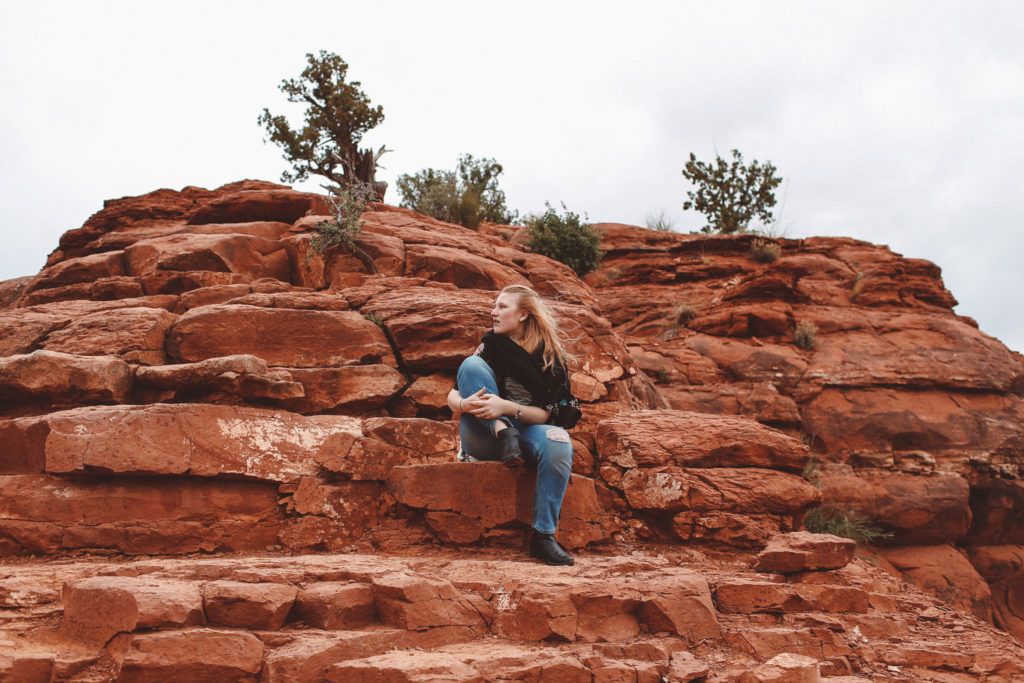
[682,149,782,234]
[803,505,892,543]
[310,181,377,272]
[524,202,602,276]
[396,154,518,228]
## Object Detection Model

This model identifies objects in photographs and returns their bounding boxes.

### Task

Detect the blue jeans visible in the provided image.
[456,355,573,535]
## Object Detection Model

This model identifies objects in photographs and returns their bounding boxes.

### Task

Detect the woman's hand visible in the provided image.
[466,391,511,420]
[452,387,486,415]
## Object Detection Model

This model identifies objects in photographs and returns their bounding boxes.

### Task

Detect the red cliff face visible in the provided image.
[585,223,1024,637]
[0,182,1021,680]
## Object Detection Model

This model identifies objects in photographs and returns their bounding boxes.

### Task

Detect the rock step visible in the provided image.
[57,559,723,646]
[4,551,1024,683]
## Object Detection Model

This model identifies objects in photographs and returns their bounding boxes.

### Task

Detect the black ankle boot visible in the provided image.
[529,531,575,566]
[497,426,524,467]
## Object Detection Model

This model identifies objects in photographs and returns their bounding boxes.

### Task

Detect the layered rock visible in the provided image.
[2,177,1022,668]
[585,222,1024,623]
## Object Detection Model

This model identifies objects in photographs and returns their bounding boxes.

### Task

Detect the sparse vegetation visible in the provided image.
[363,312,385,328]
[654,367,671,384]
[682,149,783,234]
[850,271,866,300]
[749,238,781,263]
[309,181,377,273]
[803,504,893,543]
[793,320,818,351]
[801,456,823,487]
[524,202,603,276]
[660,303,696,340]
[259,51,388,195]
[645,210,674,232]
[396,154,518,228]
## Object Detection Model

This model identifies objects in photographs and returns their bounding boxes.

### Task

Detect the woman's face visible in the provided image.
[491,292,527,336]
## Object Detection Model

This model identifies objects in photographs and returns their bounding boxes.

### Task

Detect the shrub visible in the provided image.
[654,367,671,384]
[524,202,602,276]
[801,456,823,487]
[309,181,377,273]
[396,154,518,228]
[793,320,818,351]
[645,210,674,232]
[259,51,388,193]
[682,149,782,234]
[660,303,696,340]
[803,505,893,543]
[749,238,781,263]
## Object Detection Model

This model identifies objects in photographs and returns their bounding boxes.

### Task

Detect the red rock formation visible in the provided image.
[585,222,1024,634]
[0,180,1022,678]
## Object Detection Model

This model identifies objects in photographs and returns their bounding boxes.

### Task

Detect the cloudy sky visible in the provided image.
[2,1,1022,351]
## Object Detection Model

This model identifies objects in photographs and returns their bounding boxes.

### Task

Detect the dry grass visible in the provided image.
[749,237,781,263]
[793,320,818,350]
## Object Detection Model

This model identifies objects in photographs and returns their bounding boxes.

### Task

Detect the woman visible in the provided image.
[446,284,582,566]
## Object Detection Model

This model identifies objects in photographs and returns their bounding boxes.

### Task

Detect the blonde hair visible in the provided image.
[500,285,572,371]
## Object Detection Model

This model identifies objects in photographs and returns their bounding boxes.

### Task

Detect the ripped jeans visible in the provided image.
[456,355,573,535]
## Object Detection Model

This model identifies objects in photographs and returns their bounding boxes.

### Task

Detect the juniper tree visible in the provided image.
[682,149,782,234]
[259,51,388,198]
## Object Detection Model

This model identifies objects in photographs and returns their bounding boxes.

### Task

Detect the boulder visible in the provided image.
[736,652,821,683]
[802,387,1024,456]
[714,580,869,614]
[0,350,132,407]
[29,404,360,482]
[0,474,280,555]
[819,470,971,545]
[202,580,298,629]
[405,243,529,290]
[386,462,608,548]
[39,306,175,365]
[262,627,477,683]
[187,188,328,225]
[621,467,819,515]
[879,545,993,621]
[754,532,856,573]
[62,577,203,644]
[0,309,71,356]
[283,365,405,413]
[118,629,264,683]
[17,276,145,307]
[134,354,304,401]
[21,250,127,294]
[372,573,489,632]
[125,232,290,282]
[167,304,393,367]
[596,410,809,471]
[319,417,457,480]
[659,382,802,425]
[291,582,376,629]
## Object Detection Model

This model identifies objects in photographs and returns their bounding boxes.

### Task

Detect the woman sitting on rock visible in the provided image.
[446,284,582,566]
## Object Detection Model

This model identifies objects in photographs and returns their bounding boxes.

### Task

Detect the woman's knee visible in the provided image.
[540,427,573,470]
[457,355,491,378]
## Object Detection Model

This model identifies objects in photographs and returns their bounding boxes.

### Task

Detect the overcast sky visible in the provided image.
[2,1,1022,351]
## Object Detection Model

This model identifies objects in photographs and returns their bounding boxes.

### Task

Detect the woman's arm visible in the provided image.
[467,393,551,424]
[446,388,463,414]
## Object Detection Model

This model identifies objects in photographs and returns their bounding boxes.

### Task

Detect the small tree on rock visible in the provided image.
[259,51,389,198]
[396,154,518,228]
[525,202,602,276]
[682,149,782,234]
